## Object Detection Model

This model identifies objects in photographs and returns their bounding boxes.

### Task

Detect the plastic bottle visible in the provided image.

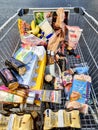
[50,51,55,64]
[47,50,51,65]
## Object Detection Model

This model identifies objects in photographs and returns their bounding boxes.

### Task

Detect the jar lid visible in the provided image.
[45,74,53,82]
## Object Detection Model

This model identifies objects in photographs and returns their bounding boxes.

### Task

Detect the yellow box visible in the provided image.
[31,53,46,90]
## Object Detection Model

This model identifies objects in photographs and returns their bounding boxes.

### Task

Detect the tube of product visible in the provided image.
[5,57,26,75]
[0,90,24,103]
[0,68,19,90]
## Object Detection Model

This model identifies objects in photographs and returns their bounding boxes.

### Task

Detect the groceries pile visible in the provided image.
[0,8,92,130]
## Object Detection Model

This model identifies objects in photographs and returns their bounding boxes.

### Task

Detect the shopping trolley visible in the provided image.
[0,7,98,130]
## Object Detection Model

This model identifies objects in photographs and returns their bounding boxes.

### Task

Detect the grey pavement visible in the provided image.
[0,0,98,27]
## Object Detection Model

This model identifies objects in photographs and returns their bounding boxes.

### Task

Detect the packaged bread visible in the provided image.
[44,109,81,129]
[0,114,10,130]
[7,114,33,130]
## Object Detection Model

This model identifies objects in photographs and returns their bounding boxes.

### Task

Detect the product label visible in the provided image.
[1,69,14,82]
[5,93,14,102]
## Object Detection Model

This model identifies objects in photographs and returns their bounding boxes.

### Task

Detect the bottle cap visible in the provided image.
[45,74,53,83]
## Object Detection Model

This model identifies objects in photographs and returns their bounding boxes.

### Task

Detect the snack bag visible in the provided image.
[18,18,31,35]
[44,109,56,130]
[67,26,83,49]
[69,79,91,104]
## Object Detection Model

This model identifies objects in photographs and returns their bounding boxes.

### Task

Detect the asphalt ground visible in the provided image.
[0,0,98,27]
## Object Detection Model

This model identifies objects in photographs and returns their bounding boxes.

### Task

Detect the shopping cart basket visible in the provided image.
[0,7,98,130]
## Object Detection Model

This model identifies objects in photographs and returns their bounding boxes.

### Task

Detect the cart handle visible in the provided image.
[74,7,85,15]
[18,9,29,16]
[74,7,98,26]
[19,7,98,26]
